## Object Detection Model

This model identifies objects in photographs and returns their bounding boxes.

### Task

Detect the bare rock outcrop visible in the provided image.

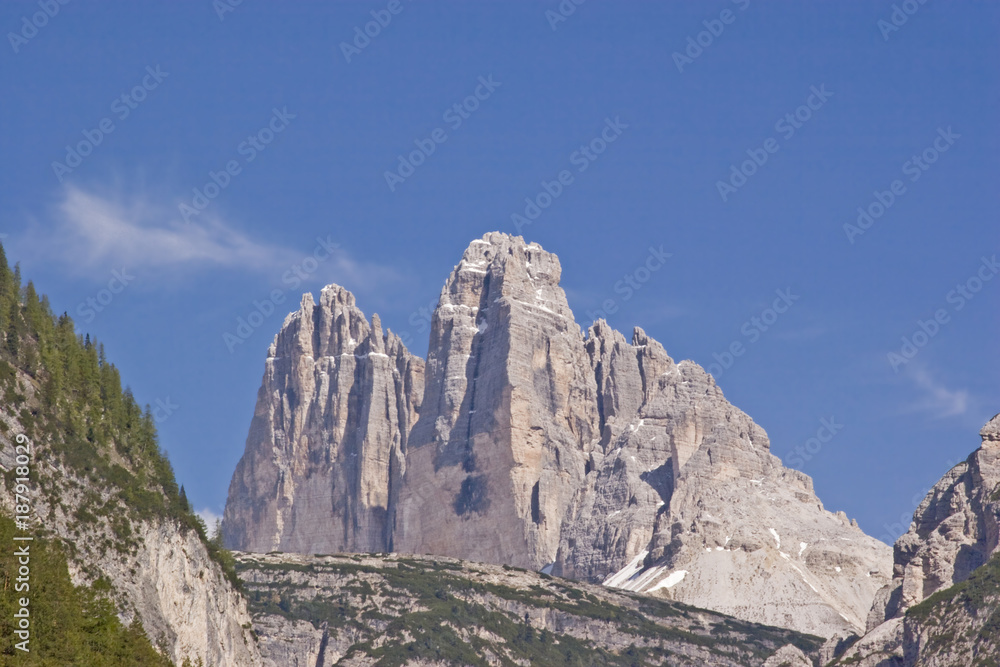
[870,413,1000,625]
[395,233,600,570]
[831,412,1000,666]
[223,285,424,554]
[557,321,890,638]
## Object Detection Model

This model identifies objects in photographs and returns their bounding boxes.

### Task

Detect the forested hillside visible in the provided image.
[0,243,247,665]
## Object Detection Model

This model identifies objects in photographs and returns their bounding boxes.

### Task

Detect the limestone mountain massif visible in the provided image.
[223,232,892,638]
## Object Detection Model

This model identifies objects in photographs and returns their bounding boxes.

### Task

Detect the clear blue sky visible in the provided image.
[3,1,997,543]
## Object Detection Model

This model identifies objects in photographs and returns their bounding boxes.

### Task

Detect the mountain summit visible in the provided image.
[223,232,891,637]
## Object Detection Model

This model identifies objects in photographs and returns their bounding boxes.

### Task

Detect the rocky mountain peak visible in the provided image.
[982,412,1000,445]
[395,233,599,570]
[225,233,893,638]
[224,284,424,554]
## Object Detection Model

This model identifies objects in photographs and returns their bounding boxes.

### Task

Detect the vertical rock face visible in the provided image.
[225,232,893,638]
[828,413,1000,667]
[869,413,1000,625]
[394,233,599,570]
[222,285,424,554]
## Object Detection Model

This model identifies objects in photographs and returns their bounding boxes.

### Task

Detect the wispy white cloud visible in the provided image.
[14,185,402,292]
[20,185,297,273]
[902,366,970,419]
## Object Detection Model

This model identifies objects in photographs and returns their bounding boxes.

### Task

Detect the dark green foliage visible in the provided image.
[907,551,1000,624]
[902,551,1000,666]
[0,513,174,665]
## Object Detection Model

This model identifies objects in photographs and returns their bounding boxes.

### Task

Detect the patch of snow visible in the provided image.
[626,565,668,592]
[608,510,620,517]
[477,321,489,334]
[784,560,819,593]
[510,298,559,316]
[835,567,841,573]
[799,542,808,557]
[769,528,781,549]
[715,546,724,551]
[540,563,554,575]
[602,550,649,589]
[647,570,687,592]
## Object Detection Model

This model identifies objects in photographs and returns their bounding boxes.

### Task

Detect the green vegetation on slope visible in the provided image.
[238,554,823,667]
[0,243,238,587]
[906,550,1000,665]
[0,513,174,666]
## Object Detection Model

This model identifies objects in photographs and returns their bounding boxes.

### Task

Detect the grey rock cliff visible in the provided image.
[223,285,424,554]
[556,320,891,638]
[889,413,1000,614]
[395,233,600,570]
[830,412,1000,666]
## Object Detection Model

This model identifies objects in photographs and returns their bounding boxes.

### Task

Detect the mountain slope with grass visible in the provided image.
[236,550,824,667]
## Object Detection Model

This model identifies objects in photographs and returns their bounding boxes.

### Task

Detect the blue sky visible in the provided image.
[2,1,997,543]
